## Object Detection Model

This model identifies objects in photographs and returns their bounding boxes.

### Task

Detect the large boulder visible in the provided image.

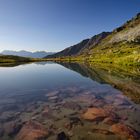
[110,123,140,140]
[16,120,49,140]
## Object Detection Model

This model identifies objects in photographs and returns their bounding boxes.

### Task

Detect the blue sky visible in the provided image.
[0,0,140,52]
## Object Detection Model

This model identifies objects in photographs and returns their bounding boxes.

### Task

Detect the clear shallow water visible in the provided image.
[0,62,140,140]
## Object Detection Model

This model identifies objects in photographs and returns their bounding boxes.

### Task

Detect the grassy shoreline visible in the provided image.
[0,53,140,67]
[46,55,140,66]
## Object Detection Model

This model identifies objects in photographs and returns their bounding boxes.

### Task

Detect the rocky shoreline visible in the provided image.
[0,86,140,140]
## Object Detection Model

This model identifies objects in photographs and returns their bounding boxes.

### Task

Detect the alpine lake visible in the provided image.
[0,62,140,140]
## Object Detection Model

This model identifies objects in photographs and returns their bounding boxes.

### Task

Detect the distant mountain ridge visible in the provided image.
[1,50,54,58]
[46,32,110,58]
[46,39,90,58]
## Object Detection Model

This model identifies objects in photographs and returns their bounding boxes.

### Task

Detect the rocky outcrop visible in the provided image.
[79,32,110,54]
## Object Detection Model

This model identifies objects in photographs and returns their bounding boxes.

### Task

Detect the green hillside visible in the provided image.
[0,55,32,63]
[0,55,47,64]
[47,13,140,66]
[80,13,140,65]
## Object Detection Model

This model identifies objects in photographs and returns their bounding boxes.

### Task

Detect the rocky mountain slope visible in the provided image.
[84,13,140,65]
[78,32,110,54]
[46,39,90,58]
[46,32,110,58]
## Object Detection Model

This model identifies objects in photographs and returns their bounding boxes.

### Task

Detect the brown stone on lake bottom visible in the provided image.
[82,107,110,121]
[16,120,49,140]
[63,101,81,110]
[3,120,22,136]
[92,128,114,135]
[110,123,140,140]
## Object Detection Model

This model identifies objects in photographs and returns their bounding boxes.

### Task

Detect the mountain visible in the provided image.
[46,39,90,58]
[45,13,140,65]
[45,32,110,58]
[1,50,54,58]
[82,13,140,65]
[78,32,110,55]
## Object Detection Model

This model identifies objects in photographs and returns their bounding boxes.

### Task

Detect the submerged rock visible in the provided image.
[0,127,4,137]
[92,98,107,107]
[42,106,50,117]
[16,120,49,140]
[113,96,131,106]
[26,103,38,113]
[63,101,81,110]
[0,111,16,122]
[82,107,109,121]
[46,91,59,97]
[103,117,119,125]
[69,117,83,126]
[3,120,22,136]
[92,128,114,135]
[103,112,120,125]
[49,96,58,100]
[65,117,83,130]
[74,94,95,104]
[41,106,56,120]
[57,132,69,140]
[110,123,140,140]
[67,131,73,137]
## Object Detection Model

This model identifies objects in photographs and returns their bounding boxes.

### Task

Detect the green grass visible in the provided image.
[83,41,140,66]
[0,55,49,64]
[0,55,31,63]
[48,41,140,66]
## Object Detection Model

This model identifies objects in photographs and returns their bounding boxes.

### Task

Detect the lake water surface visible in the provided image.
[0,62,140,140]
